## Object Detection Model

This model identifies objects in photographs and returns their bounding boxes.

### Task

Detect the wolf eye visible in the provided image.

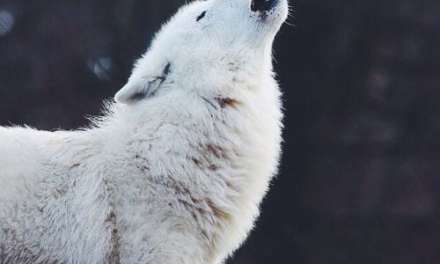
[196,11,206,22]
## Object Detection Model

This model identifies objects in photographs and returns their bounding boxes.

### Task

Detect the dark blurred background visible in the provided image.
[1,0,439,263]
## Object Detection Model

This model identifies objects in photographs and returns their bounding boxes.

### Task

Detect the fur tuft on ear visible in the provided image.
[115,62,172,104]
[115,80,148,104]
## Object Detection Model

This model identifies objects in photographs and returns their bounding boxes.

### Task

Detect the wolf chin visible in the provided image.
[0,0,288,263]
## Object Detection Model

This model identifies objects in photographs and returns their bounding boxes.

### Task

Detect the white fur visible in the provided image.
[0,0,288,263]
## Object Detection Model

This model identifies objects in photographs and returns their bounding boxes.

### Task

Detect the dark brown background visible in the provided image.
[0,0,439,263]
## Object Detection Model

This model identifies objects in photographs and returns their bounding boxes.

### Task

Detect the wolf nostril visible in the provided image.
[251,0,278,12]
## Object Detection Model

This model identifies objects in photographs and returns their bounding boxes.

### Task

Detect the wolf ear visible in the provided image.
[115,79,153,104]
[115,62,171,104]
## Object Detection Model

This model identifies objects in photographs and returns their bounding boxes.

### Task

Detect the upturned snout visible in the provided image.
[251,0,280,12]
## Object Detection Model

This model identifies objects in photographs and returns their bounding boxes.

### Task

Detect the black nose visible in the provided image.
[251,0,279,12]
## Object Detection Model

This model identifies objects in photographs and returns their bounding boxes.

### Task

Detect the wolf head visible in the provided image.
[115,0,289,104]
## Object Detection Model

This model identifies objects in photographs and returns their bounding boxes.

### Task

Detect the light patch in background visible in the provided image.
[0,9,15,36]
[88,57,113,81]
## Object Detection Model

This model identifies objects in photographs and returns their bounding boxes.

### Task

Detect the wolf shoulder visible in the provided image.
[0,127,56,189]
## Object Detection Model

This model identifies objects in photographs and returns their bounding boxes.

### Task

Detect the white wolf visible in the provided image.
[0,0,288,263]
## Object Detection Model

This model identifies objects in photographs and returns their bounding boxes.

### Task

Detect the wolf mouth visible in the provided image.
[251,0,280,13]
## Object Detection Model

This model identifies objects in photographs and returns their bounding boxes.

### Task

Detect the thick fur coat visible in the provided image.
[0,0,288,263]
